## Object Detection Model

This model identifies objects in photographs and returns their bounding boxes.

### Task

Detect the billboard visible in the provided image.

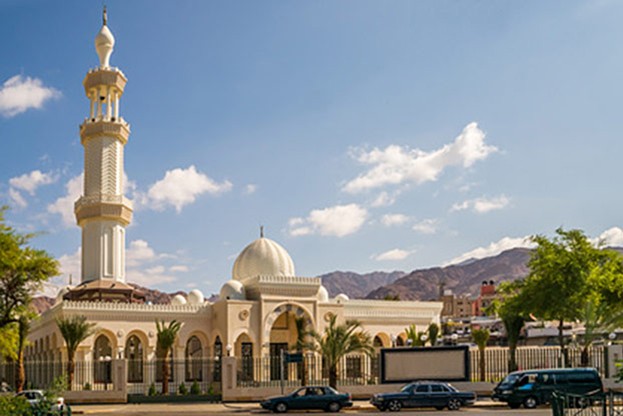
[380,345,470,383]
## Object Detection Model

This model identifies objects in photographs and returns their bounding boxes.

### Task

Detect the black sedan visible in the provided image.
[370,381,476,411]
[261,386,353,413]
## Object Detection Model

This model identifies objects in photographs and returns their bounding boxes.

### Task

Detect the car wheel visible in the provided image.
[523,396,538,409]
[387,400,402,412]
[447,398,461,411]
[274,402,288,413]
[326,402,341,412]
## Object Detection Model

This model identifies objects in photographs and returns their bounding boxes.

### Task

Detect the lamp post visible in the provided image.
[451,333,458,346]
[226,344,233,357]
[391,334,396,348]
[609,332,617,346]
[421,334,428,347]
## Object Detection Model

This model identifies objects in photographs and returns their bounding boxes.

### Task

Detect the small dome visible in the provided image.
[95,9,115,67]
[335,293,349,303]
[170,294,187,306]
[232,236,295,283]
[187,289,204,305]
[317,286,329,302]
[220,280,246,301]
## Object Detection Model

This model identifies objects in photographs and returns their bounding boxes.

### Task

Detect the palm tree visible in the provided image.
[56,315,97,390]
[405,324,426,346]
[156,319,182,395]
[427,323,440,346]
[471,328,490,382]
[308,315,373,389]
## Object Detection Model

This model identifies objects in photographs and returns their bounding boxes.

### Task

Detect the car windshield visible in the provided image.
[400,384,414,392]
[501,373,521,385]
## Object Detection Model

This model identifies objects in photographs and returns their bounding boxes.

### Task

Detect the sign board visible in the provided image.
[285,352,303,363]
[380,345,470,383]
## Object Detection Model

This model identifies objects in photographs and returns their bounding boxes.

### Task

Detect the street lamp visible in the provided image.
[226,344,233,357]
[451,333,458,345]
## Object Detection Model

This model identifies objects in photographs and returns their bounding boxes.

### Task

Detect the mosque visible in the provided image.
[25,10,442,389]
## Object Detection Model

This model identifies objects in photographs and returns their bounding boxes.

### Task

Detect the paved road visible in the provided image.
[73,401,553,416]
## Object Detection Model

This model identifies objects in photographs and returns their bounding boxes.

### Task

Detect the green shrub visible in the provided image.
[190,380,201,395]
[84,382,92,391]
[148,382,157,396]
[178,382,188,395]
[0,395,31,416]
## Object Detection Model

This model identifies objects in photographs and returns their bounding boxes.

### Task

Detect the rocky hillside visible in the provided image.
[318,270,405,298]
[366,248,533,301]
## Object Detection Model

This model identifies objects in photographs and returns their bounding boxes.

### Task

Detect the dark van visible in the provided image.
[492,368,602,409]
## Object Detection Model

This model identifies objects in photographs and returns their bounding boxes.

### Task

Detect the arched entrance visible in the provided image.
[125,335,144,382]
[93,335,112,386]
[264,303,313,381]
[234,333,254,382]
[185,336,203,382]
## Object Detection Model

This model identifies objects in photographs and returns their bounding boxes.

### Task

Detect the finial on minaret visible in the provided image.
[260,225,264,238]
[95,6,115,67]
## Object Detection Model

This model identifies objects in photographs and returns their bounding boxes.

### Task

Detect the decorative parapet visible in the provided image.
[83,67,127,94]
[80,119,130,144]
[61,300,210,313]
[74,195,133,225]
[245,275,321,299]
[342,299,443,321]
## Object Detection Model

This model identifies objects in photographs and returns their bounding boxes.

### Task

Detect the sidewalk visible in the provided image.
[72,399,506,414]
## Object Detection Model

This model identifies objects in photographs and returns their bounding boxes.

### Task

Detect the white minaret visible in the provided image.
[74,7,133,284]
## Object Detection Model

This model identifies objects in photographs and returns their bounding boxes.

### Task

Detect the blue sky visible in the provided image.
[2,0,623,296]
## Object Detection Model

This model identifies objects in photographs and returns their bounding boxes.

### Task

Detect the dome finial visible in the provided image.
[260,225,264,238]
[103,5,108,26]
[95,6,115,67]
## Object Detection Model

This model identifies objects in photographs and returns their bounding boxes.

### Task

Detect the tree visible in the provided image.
[308,315,374,389]
[0,206,59,330]
[491,280,528,372]
[427,323,440,346]
[56,315,97,390]
[156,320,182,395]
[405,324,427,346]
[523,228,623,366]
[15,315,31,392]
[471,328,490,382]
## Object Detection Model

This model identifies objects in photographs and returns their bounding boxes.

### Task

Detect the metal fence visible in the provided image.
[551,390,623,416]
[236,354,380,388]
[470,346,606,382]
[236,346,607,387]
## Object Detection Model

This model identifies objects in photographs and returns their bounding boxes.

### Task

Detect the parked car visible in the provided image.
[492,367,603,409]
[261,386,353,413]
[370,381,476,411]
[15,389,68,414]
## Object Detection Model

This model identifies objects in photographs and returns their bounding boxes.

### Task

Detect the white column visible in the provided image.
[106,87,112,120]
[89,93,95,119]
[114,90,120,120]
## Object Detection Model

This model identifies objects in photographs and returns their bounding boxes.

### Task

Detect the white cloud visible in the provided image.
[0,75,60,117]
[128,265,177,286]
[412,219,438,234]
[373,248,413,261]
[445,236,535,266]
[244,184,257,195]
[8,188,27,208]
[126,240,157,267]
[370,191,396,207]
[596,227,623,247]
[145,165,232,212]
[343,122,497,193]
[381,214,410,227]
[170,265,189,273]
[451,195,510,214]
[288,204,368,237]
[9,170,56,194]
[47,174,83,227]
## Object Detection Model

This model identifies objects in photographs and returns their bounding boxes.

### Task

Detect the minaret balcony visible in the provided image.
[74,194,133,225]
[83,67,127,94]
[80,118,130,145]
